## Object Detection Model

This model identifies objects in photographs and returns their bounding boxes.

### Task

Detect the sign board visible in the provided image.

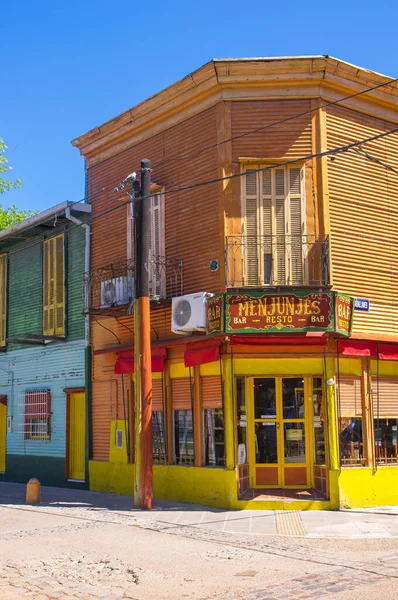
[335,293,354,337]
[206,294,224,336]
[225,291,334,334]
[354,298,370,312]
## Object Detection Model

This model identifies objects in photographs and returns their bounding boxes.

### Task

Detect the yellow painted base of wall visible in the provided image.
[89,460,135,496]
[338,467,398,508]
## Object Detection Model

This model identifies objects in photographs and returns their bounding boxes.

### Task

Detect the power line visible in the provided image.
[151,75,398,170]
[3,123,398,260]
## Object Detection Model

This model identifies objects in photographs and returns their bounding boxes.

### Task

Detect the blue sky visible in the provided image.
[1,0,397,213]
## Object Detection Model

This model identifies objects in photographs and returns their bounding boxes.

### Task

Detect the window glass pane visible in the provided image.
[340,417,364,465]
[282,378,305,419]
[236,378,248,464]
[152,411,165,464]
[254,378,276,418]
[312,377,326,465]
[174,410,194,465]
[204,408,225,467]
[284,423,306,463]
[255,422,277,464]
[375,419,398,464]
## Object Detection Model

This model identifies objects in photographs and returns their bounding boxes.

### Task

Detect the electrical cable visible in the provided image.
[3,122,398,262]
[151,74,398,170]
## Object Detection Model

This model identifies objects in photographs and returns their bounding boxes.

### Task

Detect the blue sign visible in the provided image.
[354,298,370,312]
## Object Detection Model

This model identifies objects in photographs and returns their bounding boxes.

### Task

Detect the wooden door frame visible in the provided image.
[64,387,85,480]
[247,376,314,489]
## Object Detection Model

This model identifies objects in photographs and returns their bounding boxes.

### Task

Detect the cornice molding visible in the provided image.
[73,57,398,168]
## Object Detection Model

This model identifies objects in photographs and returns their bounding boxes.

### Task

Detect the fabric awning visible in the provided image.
[378,344,398,361]
[184,339,220,367]
[339,340,377,357]
[230,334,327,347]
[114,347,166,374]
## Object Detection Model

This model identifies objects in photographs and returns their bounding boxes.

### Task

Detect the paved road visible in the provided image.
[0,483,397,599]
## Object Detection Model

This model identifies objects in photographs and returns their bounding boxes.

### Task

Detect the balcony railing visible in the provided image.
[226,234,330,288]
[84,256,183,314]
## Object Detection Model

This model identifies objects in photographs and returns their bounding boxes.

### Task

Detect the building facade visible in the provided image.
[0,202,91,487]
[73,56,398,509]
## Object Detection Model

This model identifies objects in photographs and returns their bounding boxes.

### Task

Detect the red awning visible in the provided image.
[378,344,398,361]
[114,347,166,374]
[230,334,327,347]
[338,340,377,357]
[184,339,220,367]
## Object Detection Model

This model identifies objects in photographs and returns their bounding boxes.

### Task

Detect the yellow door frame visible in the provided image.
[247,376,315,489]
[65,388,86,481]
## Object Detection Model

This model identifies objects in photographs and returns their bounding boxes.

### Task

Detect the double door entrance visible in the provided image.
[248,377,314,488]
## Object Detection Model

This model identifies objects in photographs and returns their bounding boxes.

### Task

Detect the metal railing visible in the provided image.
[83,256,183,313]
[226,234,330,288]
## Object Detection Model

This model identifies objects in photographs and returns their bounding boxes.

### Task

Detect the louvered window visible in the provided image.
[371,377,398,464]
[336,376,365,466]
[43,234,65,336]
[152,377,165,464]
[242,165,305,286]
[0,254,7,347]
[128,187,165,298]
[202,376,225,467]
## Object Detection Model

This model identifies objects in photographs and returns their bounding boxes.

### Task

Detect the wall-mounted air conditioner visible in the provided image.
[100,276,135,308]
[171,292,213,335]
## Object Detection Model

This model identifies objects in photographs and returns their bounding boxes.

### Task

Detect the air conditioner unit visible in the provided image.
[100,276,135,308]
[171,292,213,335]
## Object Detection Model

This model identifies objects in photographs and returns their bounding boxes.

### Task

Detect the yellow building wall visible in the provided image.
[338,468,398,508]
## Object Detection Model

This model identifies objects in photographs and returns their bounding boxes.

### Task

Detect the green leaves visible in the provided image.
[0,204,38,231]
[0,137,22,195]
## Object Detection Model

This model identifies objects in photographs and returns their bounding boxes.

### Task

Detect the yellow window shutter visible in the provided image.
[55,234,65,335]
[43,235,64,336]
[0,254,7,347]
[244,169,259,285]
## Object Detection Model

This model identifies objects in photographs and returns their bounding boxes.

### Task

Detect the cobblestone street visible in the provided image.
[1,483,398,600]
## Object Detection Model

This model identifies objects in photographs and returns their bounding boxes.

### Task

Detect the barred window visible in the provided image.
[24,390,51,440]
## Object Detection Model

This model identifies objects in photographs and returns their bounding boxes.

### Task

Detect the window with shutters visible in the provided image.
[152,378,166,464]
[241,165,305,286]
[371,377,398,465]
[128,186,165,298]
[43,234,65,336]
[337,376,365,466]
[0,254,7,347]
[24,390,51,440]
[202,376,225,467]
[172,378,194,465]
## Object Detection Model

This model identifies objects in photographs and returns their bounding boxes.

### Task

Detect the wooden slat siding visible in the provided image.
[91,378,112,460]
[371,377,398,418]
[0,254,7,347]
[171,378,192,410]
[337,376,363,417]
[87,106,221,294]
[152,378,164,411]
[326,105,398,336]
[231,100,313,159]
[202,376,223,409]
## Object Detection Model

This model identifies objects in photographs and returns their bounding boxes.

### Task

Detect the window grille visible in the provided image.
[18,390,51,440]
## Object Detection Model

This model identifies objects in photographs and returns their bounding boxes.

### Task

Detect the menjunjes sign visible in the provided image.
[206,291,354,336]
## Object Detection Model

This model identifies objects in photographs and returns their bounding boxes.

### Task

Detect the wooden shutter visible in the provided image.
[289,168,303,284]
[0,254,7,347]
[172,378,192,410]
[337,376,363,417]
[43,235,65,336]
[261,171,272,284]
[275,169,286,285]
[202,376,223,409]
[372,378,398,418]
[152,378,164,411]
[149,189,165,297]
[244,169,259,285]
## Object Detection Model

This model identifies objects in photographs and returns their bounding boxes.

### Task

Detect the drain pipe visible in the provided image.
[65,207,91,344]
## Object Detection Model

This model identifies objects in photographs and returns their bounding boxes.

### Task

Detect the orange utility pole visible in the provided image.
[137,159,153,509]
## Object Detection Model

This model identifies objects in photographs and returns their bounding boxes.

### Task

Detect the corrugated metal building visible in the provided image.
[0,202,91,487]
[72,56,398,510]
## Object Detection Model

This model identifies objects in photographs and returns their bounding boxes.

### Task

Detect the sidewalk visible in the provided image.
[1,481,398,539]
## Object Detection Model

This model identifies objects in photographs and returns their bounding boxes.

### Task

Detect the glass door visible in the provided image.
[249,377,311,488]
